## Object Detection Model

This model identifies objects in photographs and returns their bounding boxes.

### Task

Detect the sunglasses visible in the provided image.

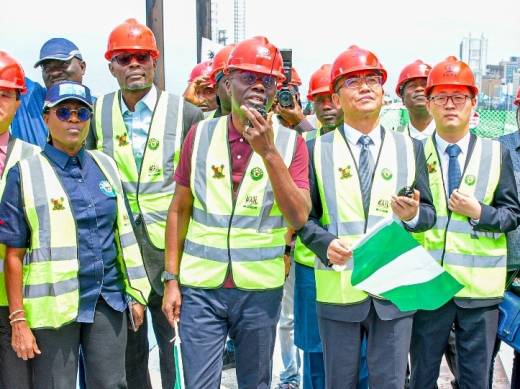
[52,106,92,122]
[112,52,152,67]
[234,71,277,90]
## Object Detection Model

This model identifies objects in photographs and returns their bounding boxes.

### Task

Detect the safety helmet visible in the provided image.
[307,64,332,101]
[0,51,27,93]
[425,56,478,97]
[330,45,387,91]
[105,18,160,60]
[189,61,213,83]
[209,44,236,84]
[395,60,432,97]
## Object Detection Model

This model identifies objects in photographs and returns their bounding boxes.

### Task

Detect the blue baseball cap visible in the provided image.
[43,81,93,110]
[34,38,83,68]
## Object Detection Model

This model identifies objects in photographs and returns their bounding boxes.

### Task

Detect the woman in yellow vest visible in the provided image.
[0,81,150,389]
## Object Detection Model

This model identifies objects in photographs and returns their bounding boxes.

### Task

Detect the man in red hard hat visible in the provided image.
[162,36,311,388]
[396,60,435,141]
[297,45,435,388]
[183,60,218,114]
[409,57,520,389]
[0,51,41,389]
[86,18,203,389]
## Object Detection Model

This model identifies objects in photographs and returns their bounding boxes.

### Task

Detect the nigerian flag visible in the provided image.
[350,217,463,311]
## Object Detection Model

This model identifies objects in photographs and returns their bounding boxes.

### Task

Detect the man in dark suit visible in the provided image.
[409,57,520,389]
[297,45,436,389]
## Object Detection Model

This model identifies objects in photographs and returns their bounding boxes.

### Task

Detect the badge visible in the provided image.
[250,167,264,181]
[381,168,393,180]
[116,133,129,147]
[51,197,65,211]
[464,174,476,186]
[211,164,225,179]
[148,164,162,177]
[244,194,259,209]
[427,161,437,174]
[148,138,160,150]
[338,166,352,179]
[99,180,116,197]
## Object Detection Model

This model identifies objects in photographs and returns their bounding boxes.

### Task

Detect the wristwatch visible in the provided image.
[161,271,179,283]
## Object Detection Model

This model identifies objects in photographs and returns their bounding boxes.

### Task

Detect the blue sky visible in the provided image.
[3,0,519,98]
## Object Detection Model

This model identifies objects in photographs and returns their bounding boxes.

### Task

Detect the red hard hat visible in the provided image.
[425,56,478,97]
[514,87,520,106]
[330,45,387,91]
[0,51,26,93]
[105,18,160,60]
[209,44,236,84]
[189,61,213,83]
[290,68,302,87]
[307,64,332,101]
[395,60,432,97]
[226,36,284,80]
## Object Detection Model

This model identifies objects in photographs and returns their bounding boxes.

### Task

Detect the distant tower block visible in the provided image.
[234,0,246,43]
[211,0,219,42]
[218,29,228,46]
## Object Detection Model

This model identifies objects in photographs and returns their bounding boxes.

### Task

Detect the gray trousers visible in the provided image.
[32,301,127,389]
[0,307,32,389]
[179,286,283,389]
[318,303,412,389]
[410,300,499,389]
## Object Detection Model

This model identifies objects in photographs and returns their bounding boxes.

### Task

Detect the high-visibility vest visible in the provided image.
[0,136,40,306]
[94,90,184,249]
[313,128,416,304]
[414,136,506,300]
[179,116,297,290]
[18,150,151,329]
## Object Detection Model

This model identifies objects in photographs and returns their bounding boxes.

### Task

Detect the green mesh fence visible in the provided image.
[379,107,518,139]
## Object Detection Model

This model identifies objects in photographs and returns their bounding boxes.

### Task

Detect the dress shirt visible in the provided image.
[434,131,471,197]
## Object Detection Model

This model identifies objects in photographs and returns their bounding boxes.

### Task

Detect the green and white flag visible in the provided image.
[350,217,463,311]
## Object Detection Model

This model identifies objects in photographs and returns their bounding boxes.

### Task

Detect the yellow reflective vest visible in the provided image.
[18,151,150,329]
[94,90,184,249]
[179,116,297,290]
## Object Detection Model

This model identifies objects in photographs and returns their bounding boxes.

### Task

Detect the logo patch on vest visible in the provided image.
[244,194,259,209]
[99,180,116,197]
[338,166,352,179]
[148,164,162,177]
[427,161,438,174]
[51,197,65,211]
[211,164,225,179]
[116,133,129,147]
[375,199,390,214]
[250,167,264,181]
[148,138,160,150]
[381,168,393,180]
[464,174,476,186]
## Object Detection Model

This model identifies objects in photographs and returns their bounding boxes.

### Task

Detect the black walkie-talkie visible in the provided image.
[398,152,433,198]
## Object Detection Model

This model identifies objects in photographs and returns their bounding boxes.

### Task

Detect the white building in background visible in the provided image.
[460,33,488,90]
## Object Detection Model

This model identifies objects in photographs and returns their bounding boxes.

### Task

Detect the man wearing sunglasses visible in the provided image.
[162,36,311,388]
[10,38,86,148]
[409,57,520,389]
[297,45,436,389]
[87,18,203,389]
[0,51,41,389]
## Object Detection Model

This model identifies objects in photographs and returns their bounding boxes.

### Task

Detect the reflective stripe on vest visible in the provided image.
[18,151,150,329]
[94,90,183,249]
[314,128,416,304]
[0,137,40,306]
[414,136,506,299]
[180,116,296,290]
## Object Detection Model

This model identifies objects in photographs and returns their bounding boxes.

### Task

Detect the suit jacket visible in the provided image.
[298,125,436,322]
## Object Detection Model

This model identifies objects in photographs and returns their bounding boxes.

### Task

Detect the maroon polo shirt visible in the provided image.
[174,116,309,288]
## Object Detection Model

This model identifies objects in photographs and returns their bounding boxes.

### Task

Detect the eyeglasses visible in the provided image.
[234,71,277,90]
[342,75,383,90]
[112,52,151,67]
[52,106,92,122]
[429,94,471,107]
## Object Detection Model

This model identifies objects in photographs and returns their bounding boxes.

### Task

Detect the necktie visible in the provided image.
[357,135,374,214]
[446,144,462,196]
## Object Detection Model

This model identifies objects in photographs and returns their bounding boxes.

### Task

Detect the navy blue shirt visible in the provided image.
[0,145,127,323]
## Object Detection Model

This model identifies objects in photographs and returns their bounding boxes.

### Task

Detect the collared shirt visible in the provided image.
[120,87,157,171]
[408,120,435,141]
[434,131,471,197]
[0,130,10,176]
[0,145,127,323]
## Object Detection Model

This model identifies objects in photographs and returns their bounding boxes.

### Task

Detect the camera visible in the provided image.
[277,49,294,109]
